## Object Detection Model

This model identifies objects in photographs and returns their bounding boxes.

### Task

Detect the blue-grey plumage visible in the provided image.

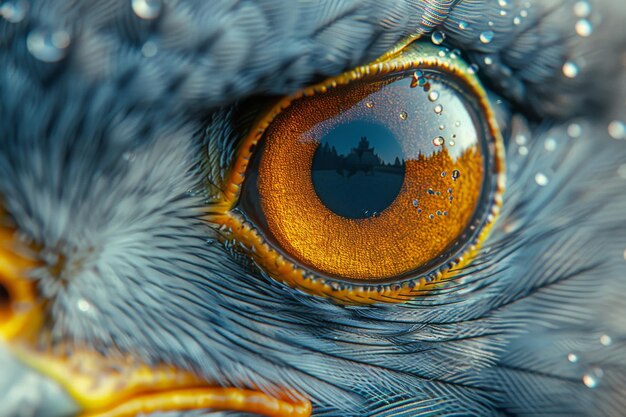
[0,0,625,416]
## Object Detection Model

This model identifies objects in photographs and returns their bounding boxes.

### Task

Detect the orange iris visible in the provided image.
[253,72,487,280]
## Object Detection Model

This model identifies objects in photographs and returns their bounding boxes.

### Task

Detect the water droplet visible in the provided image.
[132,0,162,20]
[535,172,549,186]
[412,199,419,207]
[458,21,469,30]
[479,30,494,44]
[608,120,625,139]
[434,104,443,115]
[582,368,603,388]
[141,41,158,57]
[27,29,71,62]
[575,19,593,37]
[600,334,612,346]
[77,298,91,312]
[452,170,460,180]
[513,16,521,25]
[568,353,579,363]
[518,146,528,156]
[567,123,582,138]
[428,91,440,102]
[573,1,591,18]
[562,60,579,78]
[544,138,557,151]
[365,101,374,109]
[0,0,28,23]
[449,140,456,147]
[431,30,446,45]
[468,64,479,74]
[399,111,408,120]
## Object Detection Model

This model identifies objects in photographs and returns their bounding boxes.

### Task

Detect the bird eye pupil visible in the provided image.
[311,121,406,219]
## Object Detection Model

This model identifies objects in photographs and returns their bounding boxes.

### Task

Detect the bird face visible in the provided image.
[0,1,625,417]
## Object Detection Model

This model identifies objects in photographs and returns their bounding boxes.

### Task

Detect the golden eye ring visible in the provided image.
[208,42,505,304]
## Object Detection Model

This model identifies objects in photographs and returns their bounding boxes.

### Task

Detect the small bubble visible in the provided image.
[513,16,521,25]
[428,188,435,195]
[132,0,162,20]
[468,64,479,74]
[499,9,507,16]
[458,21,469,30]
[443,211,448,216]
[567,123,582,138]
[428,91,440,102]
[441,171,447,177]
[568,353,579,363]
[434,104,443,115]
[498,0,509,6]
[429,214,435,219]
[454,121,461,127]
[122,151,136,162]
[544,138,557,151]
[439,124,445,130]
[417,208,422,213]
[479,30,494,44]
[141,41,158,57]
[438,50,446,57]
[484,56,493,65]
[618,164,626,179]
[452,170,460,180]
[488,20,494,27]
[431,30,446,45]
[608,120,625,139]
[535,172,549,186]
[412,199,419,207]
[600,334,612,346]
[562,60,579,78]
[520,9,528,17]
[575,19,593,37]
[0,0,28,23]
[27,29,71,62]
[433,136,445,146]
[518,146,528,156]
[573,1,591,18]
[515,134,527,145]
[365,101,374,109]
[449,140,456,147]
[399,111,408,120]
[582,368,603,388]
[436,210,442,216]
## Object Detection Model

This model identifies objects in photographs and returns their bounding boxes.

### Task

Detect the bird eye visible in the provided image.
[210,43,505,303]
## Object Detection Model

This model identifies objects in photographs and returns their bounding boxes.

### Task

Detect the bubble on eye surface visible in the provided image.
[562,61,579,78]
[513,16,521,25]
[568,353,579,363]
[132,0,162,20]
[458,21,469,30]
[575,19,593,37]
[27,29,71,62]
[311,121,406,219]
[600,334,612,346]
[433,136,445,146]
[567,123,582,138]
[498,0,509,6]
[544,138,557,151]
[434,104,443,114]
[479,30,494,44]
[428,91,440,102]
[0,0,28,23]
[431,31,446,45]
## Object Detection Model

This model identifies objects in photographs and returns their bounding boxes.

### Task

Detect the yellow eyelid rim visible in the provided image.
[207,43,506,304]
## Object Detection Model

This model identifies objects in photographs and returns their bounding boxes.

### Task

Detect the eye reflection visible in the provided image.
[311,121,406,219]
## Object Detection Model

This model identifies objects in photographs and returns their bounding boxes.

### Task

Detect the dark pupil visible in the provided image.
[311,120,406,219]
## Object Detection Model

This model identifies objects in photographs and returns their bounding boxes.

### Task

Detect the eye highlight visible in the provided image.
[209,43,505,303]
